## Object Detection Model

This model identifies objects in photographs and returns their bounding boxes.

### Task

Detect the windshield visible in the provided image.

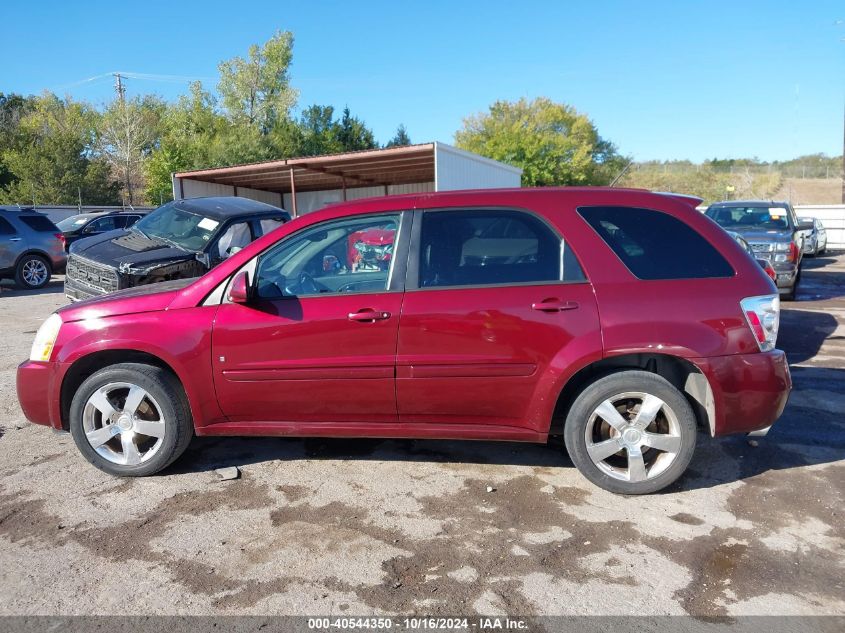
[133,202,224,251]
[56,215,93,231]
[706,206,792,230]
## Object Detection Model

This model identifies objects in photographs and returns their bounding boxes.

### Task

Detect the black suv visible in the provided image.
[64,197,289,301]
[705,200,812,300]
[57,210,148,251]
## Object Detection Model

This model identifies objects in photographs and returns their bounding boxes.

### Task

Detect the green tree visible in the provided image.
[217,30,298,133]
[0,93,35,190]
[0,93,119,205]
[455,97,625,186]
[337,107,377,152]
[385,123,411,148]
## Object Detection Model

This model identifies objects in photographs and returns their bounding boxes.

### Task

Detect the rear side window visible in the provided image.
[578,206,733,280]
[0,217,16,235]
[417,209,585,288]
[18,215,58,232]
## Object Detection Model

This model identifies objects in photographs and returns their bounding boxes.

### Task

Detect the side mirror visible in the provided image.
[797,221,814,232]
[228,271,251,304]
[196,252,211,268]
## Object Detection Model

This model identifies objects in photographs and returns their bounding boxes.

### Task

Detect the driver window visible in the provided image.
[256,214,400,298]
[217,221,252,259]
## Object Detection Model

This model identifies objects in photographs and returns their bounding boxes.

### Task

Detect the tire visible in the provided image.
[69,363,193,477]
[14,254,51,289]
[563,371,697,495]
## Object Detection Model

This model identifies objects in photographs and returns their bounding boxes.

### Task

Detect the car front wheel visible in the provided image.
[69,363,193,476]
[564,371,697,495]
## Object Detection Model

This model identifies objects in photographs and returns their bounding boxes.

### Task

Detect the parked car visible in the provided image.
[18,188,791,495]
[727,230,777,282]
[64,197,289,301]
[57,210,148,252]
[705,200,812,300]
[0,206,66,290]
[798,217,827,256]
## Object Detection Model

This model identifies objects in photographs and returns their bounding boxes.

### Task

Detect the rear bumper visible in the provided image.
[17,360,67,430]
[695,350,791,436]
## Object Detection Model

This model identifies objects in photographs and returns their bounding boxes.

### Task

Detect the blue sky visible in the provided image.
[5,0,844,161]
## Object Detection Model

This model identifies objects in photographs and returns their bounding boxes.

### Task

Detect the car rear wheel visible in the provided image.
[14,254,51,289]
[69,363,193,477]
[564,371,697,495]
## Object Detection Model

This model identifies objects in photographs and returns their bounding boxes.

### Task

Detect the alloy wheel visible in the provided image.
[82,382,166,466]
[584,391,682,483]
[22,259,49,287]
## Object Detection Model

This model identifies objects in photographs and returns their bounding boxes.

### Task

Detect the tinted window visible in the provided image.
[87,216,118,232]
[418,209,582,288]
[579,206,733,280]
[0,217,16,235]
[256,214,400,298]
[18,215,58,232]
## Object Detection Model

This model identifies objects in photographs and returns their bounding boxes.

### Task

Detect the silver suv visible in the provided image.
[0,207,67,290]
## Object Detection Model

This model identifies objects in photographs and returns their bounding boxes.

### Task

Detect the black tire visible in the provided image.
[69,363,193,477]
[563,370,697,495]
[14,253,51,290]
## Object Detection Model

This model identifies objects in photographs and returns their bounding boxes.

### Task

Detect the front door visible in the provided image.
[396,208,600,430]
[212,212,407,425]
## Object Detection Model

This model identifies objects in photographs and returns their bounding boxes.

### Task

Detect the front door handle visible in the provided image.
[8,237,22,242]
[531,298,579,313]
[348,309,391,322]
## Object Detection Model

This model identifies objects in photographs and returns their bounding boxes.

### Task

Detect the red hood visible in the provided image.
[56,278,194,323]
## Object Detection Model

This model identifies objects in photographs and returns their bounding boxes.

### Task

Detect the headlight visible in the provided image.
[774,242,791,252]
[29,313,62,362]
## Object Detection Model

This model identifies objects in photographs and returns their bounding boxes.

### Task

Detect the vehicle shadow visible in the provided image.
[778,308,839,364]
[795,251,845,302]
[0,277,65,297]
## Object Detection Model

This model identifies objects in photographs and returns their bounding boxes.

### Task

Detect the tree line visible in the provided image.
[1,30,839,208]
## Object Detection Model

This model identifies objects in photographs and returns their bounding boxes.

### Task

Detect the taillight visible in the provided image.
[740,294,780,352]
[56,233,65,249]
[788,241,798,262]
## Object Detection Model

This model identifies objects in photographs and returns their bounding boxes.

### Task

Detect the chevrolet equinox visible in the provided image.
[17,188,791,494]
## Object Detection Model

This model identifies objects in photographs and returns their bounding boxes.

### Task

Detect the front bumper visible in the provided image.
[695,350,791,436]
[64,276,106,302]
[17,360,67,430]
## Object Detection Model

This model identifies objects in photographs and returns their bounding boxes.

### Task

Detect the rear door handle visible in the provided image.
[8,237,22,242]
[348,309,391,322]
[531,299,579,313]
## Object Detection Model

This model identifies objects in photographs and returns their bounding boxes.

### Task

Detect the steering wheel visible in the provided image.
[286,271,320,295]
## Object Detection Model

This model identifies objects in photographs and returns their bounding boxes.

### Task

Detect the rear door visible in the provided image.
[396,208,600,430]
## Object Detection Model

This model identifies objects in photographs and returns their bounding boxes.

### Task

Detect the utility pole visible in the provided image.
[841,103,845,203]
[113,73,125,103]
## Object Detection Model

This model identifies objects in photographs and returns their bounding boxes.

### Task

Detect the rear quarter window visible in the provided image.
[578,206,734,280]
[18,215,59,232]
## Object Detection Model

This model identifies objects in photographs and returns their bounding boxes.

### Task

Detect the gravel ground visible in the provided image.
[0,256,843,617]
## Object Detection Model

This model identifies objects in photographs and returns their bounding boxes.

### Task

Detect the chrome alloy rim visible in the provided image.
[82,382,166,466]
[584,392,682,483]
[22,259,49,286]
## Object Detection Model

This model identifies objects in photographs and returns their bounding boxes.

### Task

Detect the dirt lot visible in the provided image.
[0,255,843,617]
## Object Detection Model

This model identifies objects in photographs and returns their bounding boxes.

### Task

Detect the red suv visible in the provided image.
[17,188,791,494]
